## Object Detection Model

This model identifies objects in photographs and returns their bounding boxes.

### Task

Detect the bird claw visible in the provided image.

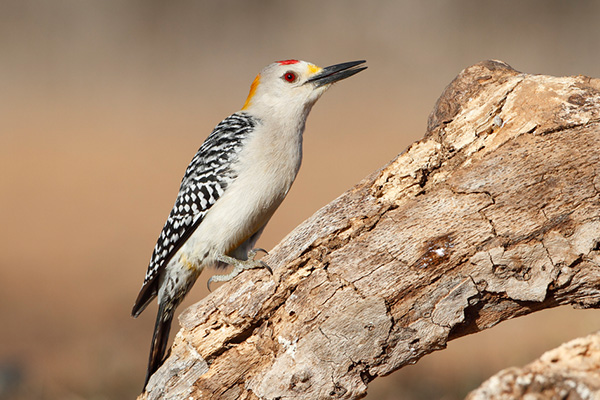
[207,249,272,291]
[250,248,272,275]
[207,276,217,292]
[248,247,269,258]
[259,260,273,275]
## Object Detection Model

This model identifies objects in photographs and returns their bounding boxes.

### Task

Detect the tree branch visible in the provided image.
[139,60,600,400]
[466,331,600,399]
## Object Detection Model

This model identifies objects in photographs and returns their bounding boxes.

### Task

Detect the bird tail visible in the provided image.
[143,301,174,389]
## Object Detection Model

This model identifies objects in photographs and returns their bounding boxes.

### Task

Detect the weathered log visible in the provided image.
[466,331,600,399]
[139,60,600,400]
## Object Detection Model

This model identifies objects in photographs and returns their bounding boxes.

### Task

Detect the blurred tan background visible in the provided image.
[2,1,600,399]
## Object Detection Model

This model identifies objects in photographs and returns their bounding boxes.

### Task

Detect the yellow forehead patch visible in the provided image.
[242,74,261,110]
[308,64,322,75]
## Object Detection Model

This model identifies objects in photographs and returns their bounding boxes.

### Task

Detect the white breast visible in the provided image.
[174,117,304,270]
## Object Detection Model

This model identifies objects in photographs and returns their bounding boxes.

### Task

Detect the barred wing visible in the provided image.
[132,112,258,316]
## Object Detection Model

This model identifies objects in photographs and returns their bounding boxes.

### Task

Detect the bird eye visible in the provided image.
[283,71,297,83]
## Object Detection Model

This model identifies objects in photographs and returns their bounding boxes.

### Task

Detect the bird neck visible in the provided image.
[243,100,314,141]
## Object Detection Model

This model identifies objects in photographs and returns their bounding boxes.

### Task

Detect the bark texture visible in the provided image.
[466,331,600,400]
[139,60,600,400]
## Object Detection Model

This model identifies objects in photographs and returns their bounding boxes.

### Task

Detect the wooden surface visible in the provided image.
[139,60,600,399]
[467,331,600,399]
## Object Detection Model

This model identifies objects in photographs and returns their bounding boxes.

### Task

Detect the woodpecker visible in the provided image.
[132,59,367,388]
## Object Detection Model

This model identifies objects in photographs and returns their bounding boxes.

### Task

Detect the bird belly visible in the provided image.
[187,173,287,262]
[186,148,300,268]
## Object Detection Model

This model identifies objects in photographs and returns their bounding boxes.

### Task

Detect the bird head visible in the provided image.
[241,60,366,117]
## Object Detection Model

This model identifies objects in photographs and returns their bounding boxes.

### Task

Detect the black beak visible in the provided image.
[306,60,367,87]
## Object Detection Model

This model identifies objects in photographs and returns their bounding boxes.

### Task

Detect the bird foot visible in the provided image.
[207,248,271,291]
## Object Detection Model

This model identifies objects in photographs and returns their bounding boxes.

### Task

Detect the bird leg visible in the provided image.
[207,248,272,291]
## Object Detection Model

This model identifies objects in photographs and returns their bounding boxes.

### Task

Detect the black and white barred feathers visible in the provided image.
[133,112,258,313]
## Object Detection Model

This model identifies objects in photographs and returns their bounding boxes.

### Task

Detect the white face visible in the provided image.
[241,60,328,113]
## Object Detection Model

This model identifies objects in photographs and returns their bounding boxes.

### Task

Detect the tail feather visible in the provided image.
[143,302,174,389]
[132,279,157,318]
